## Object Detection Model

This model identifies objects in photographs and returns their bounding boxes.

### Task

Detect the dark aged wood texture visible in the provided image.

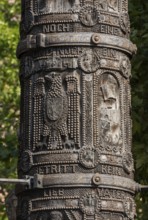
[16,0,137,219]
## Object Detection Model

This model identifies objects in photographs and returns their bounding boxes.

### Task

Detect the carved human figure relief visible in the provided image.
[98,74,122,147]
[38,0,80,13]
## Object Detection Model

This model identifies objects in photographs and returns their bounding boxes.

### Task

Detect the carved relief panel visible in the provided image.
[18,45,134,179]
[33,72,80,151]
[96,73,121,149]
[17,0,136,219]
[20,0,130,39]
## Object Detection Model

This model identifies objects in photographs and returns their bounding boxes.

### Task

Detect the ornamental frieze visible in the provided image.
[20,0,130,38]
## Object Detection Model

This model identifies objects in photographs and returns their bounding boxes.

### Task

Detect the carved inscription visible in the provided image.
[97,189,126,199]
[33,57,77,72]
[101,165,122,176]
[44,189,64,197]
[37,164,76,174]
[96,25,120,36]
[32,47,118,60]
[55,47,83,57]
[43,24,70,33]
[73,23,121,36]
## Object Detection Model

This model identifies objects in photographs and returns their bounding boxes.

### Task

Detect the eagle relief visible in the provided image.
[37,73,68,150]
[33,72,80,151]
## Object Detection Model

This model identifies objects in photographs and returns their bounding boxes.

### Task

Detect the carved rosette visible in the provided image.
[16,0,137,219]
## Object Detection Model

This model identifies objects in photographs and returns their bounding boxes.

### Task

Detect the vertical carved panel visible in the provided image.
[33,78,45,151]
[97,73,122,152]
[23,79,32,150]
[84,74,93,147]
[66,74,80,148]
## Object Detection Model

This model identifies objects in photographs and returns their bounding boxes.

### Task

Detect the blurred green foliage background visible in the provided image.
[0,0,148,219]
